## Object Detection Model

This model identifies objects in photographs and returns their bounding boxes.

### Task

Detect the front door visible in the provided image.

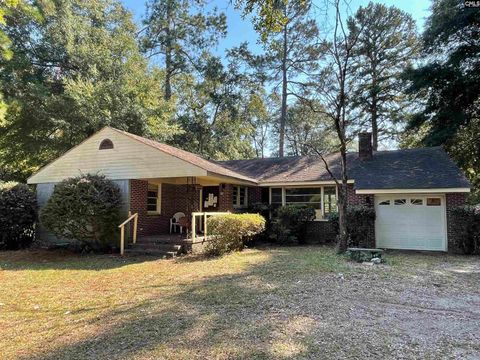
[202,186,219,211]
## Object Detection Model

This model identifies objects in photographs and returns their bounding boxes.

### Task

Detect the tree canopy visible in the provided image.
[403,0,480,201]
[0,0,477,204]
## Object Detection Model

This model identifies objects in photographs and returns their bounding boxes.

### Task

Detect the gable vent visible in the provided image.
[99,139,114,150]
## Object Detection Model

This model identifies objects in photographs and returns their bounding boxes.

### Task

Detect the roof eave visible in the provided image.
[206,171,258,186]
[355,187,471,194]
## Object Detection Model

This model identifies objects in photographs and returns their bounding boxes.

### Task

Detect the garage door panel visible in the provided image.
[375,195,446,251]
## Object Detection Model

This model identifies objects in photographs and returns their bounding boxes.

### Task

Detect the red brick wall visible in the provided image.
[218,184,234,212]
[248,186,262,205]
[446,192,468,252]
[347,185,372,206]
[130,180,201,236]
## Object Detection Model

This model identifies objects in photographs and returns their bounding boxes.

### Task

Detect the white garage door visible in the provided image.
[375,195,447,251]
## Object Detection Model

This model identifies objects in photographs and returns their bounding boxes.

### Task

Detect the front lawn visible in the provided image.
[1,247,479,359]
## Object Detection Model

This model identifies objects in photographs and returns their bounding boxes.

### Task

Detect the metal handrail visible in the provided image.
[118,211,138,255]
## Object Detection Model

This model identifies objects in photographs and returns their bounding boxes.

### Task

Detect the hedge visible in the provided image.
[450,205,480,255]
[270,205,316,244]
[329,205,376,248]
[40,174,122,251]
[205,213,266,256]
[0,182,37,249]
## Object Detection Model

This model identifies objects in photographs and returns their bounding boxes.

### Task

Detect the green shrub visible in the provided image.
[450,205,480,254]
[270,205,316,245]
[40,174,122,251]
[329,206,376,248]
[0,182,37,250]
[205,213,266,256]
[346,206,376,248]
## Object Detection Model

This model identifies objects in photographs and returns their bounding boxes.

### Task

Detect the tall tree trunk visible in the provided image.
[336,68,349,253]
[371,72,378,151]
[337,148,349,252]
[164,0,173,101]
[279,23,288,157]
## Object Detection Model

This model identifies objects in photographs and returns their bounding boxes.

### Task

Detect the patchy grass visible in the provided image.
[0,246,479,359]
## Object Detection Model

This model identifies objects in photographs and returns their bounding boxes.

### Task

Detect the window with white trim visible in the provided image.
[426,197,441,206]
[147,183,161,214]
[270,186,338,220]
[232,186,248,208]
[323,186,337,216]
[270,188,283,212]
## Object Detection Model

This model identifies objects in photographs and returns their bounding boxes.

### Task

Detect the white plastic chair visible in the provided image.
[170,212,186,234]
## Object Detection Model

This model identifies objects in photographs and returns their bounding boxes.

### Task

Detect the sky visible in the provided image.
[120,0,432,59]
[120,0,432,152]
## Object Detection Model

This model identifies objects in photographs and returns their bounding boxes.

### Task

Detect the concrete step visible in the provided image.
[125,248,179,258]
[137,237,188,245]
[131,243,182,251]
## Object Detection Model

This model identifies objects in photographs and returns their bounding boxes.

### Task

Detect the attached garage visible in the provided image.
[375,194,447,251]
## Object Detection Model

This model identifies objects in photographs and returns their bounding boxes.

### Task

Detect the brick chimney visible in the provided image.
[358,132,373,160]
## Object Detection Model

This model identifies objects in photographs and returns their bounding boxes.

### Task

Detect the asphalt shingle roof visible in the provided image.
[218,147,470,190]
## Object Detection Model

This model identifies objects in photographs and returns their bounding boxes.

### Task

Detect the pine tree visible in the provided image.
[349,2,419,150]
[261,0,320,157]
[141,0,227,101]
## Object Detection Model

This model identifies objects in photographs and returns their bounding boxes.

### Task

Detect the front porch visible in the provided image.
[125,175,262,239]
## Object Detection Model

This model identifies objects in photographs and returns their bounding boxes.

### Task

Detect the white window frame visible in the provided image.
[233,185,248,209]
[147,183,162,215]
[269,186,338,221]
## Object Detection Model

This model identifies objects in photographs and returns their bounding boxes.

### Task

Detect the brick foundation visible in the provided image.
[305,221,337,244]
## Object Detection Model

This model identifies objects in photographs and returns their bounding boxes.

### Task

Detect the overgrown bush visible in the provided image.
[205,213,266,256]
[329,205,376,248]
[0,182,36,250]
[40,174,122,251]
[450,205,480,254]
[270,205,316,245]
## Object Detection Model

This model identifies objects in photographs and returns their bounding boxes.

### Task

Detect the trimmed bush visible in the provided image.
[270,205,316,245]
[0,182,37,249]
[450,205,480,255]
[346,206,376,247]
[40,174,122,251]
[205,213,266,256]
[329,205,376,248]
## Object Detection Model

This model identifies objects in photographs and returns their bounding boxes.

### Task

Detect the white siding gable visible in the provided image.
[27,127,207,184]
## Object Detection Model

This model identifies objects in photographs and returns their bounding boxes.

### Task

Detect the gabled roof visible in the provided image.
[28,126,470,191]
[111,128,257,183]
[348,147,471,190]
[218,147,471,190]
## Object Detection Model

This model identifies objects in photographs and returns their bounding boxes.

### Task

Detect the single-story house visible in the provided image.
[28,127,471,252]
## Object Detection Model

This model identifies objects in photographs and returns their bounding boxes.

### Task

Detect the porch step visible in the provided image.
[125,248,179,258]
[125,241,184,258]
[130,243,183,251]
[137,238,186,245]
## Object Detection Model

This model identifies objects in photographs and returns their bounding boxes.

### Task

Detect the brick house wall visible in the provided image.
[347,185,372,206]
[248,186,262,205]
[218,184,234,212]
[130,179,468,252]
[130,180,201,236]
[446,192,468,252]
